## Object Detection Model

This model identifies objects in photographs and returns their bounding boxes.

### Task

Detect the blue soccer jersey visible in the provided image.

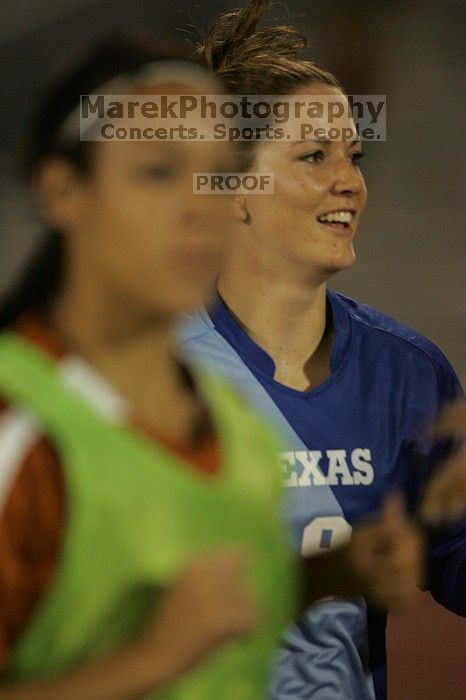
[176,288,466,700]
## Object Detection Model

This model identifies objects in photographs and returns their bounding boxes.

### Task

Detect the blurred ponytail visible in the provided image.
[0,230,65,329]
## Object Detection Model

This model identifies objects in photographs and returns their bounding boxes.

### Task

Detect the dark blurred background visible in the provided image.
[1,1,465,698]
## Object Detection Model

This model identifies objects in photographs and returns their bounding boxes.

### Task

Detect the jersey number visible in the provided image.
[301,516,352,557]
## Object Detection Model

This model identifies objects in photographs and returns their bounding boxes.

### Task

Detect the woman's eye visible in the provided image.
[349,151,365,167]
[139,164,177,181]
[300,150,325,164]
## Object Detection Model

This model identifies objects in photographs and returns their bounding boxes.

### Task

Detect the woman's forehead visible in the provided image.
[293,83,345,98]
[131,78,218,97]
[93,130,235,168]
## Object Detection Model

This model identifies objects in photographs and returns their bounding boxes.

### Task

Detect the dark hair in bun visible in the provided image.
[196,0,342,95]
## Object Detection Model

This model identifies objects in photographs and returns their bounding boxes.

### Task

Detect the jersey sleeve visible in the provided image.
[404,349,466,615]
[0,428,64,673]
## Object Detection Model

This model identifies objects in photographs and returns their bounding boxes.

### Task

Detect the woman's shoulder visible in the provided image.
[0,397,65,672]
[331,290,457,376]
[0,396,64,511]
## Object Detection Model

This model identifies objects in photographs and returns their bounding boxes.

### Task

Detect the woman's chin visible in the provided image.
[314,247,356,277]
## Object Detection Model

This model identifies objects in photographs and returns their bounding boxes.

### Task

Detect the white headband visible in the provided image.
[55,59,212,144]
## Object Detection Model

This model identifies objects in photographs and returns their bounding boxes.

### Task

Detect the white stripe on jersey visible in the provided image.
[0,354,128,515]
[0,408,40,512]
[59,355,127,422]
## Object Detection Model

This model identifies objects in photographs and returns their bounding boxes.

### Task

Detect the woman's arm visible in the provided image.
[0,550,258,699]
[0,640,173,700]
[421,400,466,524]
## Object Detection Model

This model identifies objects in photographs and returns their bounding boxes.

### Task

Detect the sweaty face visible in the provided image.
[74,82,236,319]
[244,84,368,280]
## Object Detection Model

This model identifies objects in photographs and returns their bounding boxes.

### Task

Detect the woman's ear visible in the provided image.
[231,194,250,224]
[34,158,85,229]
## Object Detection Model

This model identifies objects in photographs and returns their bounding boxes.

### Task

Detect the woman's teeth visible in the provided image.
[317,211,353,224]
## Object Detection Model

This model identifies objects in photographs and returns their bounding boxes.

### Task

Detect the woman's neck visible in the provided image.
[51,276,199,442]
[218,255,332,391]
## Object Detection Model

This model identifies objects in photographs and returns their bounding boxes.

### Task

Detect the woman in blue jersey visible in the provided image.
[178,1,466,698]
[0,31,423,700]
